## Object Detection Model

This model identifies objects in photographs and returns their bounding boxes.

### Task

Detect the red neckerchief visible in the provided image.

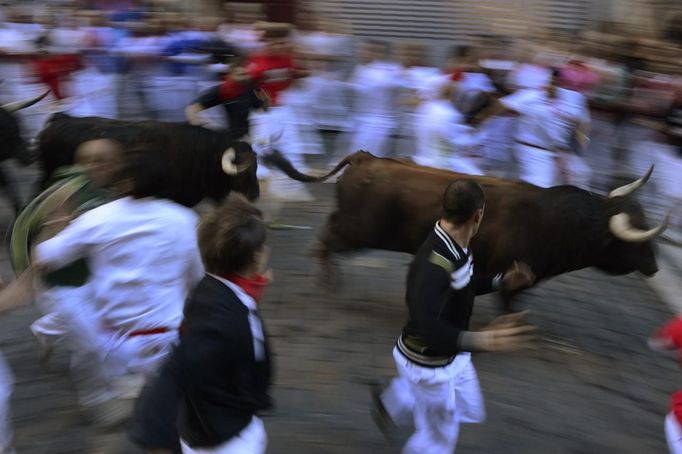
[223,273,270,304]
[450,69,464,81]
[219,77,249,101]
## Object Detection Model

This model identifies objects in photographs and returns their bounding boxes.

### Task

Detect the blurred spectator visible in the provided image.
[186,58,265,138]
[114,21,165,119]
[559,59,599,94]
[483,68,591,188]
[397,42,443,136]
[245,22,315,225]
[413,79,484,174]
[31,35,82,101]
[449,46,496,122]
[345,39,403,158]
[292,6,351,133]
[218,3,265,55]
[506,47,553,91]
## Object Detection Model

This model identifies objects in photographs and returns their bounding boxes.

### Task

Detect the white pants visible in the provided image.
[0,353,13,453]
[414,154,484,176]
[479,116,515,165]
[515,144,557,188]
[348,115,396,158]
[561,153,592,190]
[666,413,682,454]
[67,68,118,119]
[181,416,267,454]
[381,348,485,454]
[32,287,177,405]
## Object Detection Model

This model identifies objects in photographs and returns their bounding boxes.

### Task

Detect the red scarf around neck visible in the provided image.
[223,273,270,304]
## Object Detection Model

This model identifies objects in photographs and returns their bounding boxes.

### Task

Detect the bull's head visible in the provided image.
[595,166,669,277]
[221,141,259,201]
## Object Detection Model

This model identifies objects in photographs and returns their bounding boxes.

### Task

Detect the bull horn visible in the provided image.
[221,148,238,175]
[221,148,251,175]
[608,165,654,198]
[609,211,670,242]
[1,90,50,113]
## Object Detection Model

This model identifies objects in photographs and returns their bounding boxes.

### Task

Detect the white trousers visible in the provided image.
[414,154,484,176]
[561,153,592,190]
[348,115,396,158]
[181,416,267,454]
[381,348,485,454]
[667,413,682,454]
[515,144,557,188]
[67,68,119,119]
[32,287,177,406]
[0,353,13,453]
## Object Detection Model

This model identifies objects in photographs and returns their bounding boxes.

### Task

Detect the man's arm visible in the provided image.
[186,85,221,126]
[0,269,38,314]
[33,214,95,271]
[474,261,535,296]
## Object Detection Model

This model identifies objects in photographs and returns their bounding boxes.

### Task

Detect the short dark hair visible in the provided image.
[198,193,267,275]
[442,180,486,224]
[122,144,174,199]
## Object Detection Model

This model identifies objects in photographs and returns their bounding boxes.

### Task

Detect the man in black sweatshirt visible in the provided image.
[372,179,536,454]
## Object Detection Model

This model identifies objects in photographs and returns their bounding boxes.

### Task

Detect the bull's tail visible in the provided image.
[262,150,362,182]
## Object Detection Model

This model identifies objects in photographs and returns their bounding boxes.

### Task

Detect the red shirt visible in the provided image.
[652,317,682,426]
[32,54,81,100]
[245,53,297,106]
[672,390,682,427]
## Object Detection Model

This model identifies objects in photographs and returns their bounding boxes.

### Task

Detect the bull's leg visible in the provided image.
[312,214,354,291]
[308,237,342,292]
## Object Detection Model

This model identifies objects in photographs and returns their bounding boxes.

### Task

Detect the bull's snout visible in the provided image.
[638,261,659,277]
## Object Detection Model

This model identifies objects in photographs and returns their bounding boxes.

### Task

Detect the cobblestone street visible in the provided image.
[0,123,680,453]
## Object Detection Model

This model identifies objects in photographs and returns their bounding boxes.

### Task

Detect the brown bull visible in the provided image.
[262,151,668,309]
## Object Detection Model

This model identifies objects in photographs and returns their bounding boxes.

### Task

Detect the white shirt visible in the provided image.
[506,63,552,90]
[347,61,403,117]
[458,72,495,94]
[501,87,590,150]
[415,99,479,166]
[36,197,204,332]
[402,66,444,100]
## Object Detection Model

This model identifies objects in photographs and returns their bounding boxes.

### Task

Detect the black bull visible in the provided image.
[37,113,259,207]
[263,150,669,308]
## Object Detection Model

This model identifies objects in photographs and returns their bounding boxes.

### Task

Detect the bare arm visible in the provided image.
[0,268,38,314]
[185,103,207,126]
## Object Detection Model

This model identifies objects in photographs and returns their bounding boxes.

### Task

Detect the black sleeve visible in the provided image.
[473,273,502,296]
[192,85,222,109]
[249,87,264,110]
[407,259,464,355]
